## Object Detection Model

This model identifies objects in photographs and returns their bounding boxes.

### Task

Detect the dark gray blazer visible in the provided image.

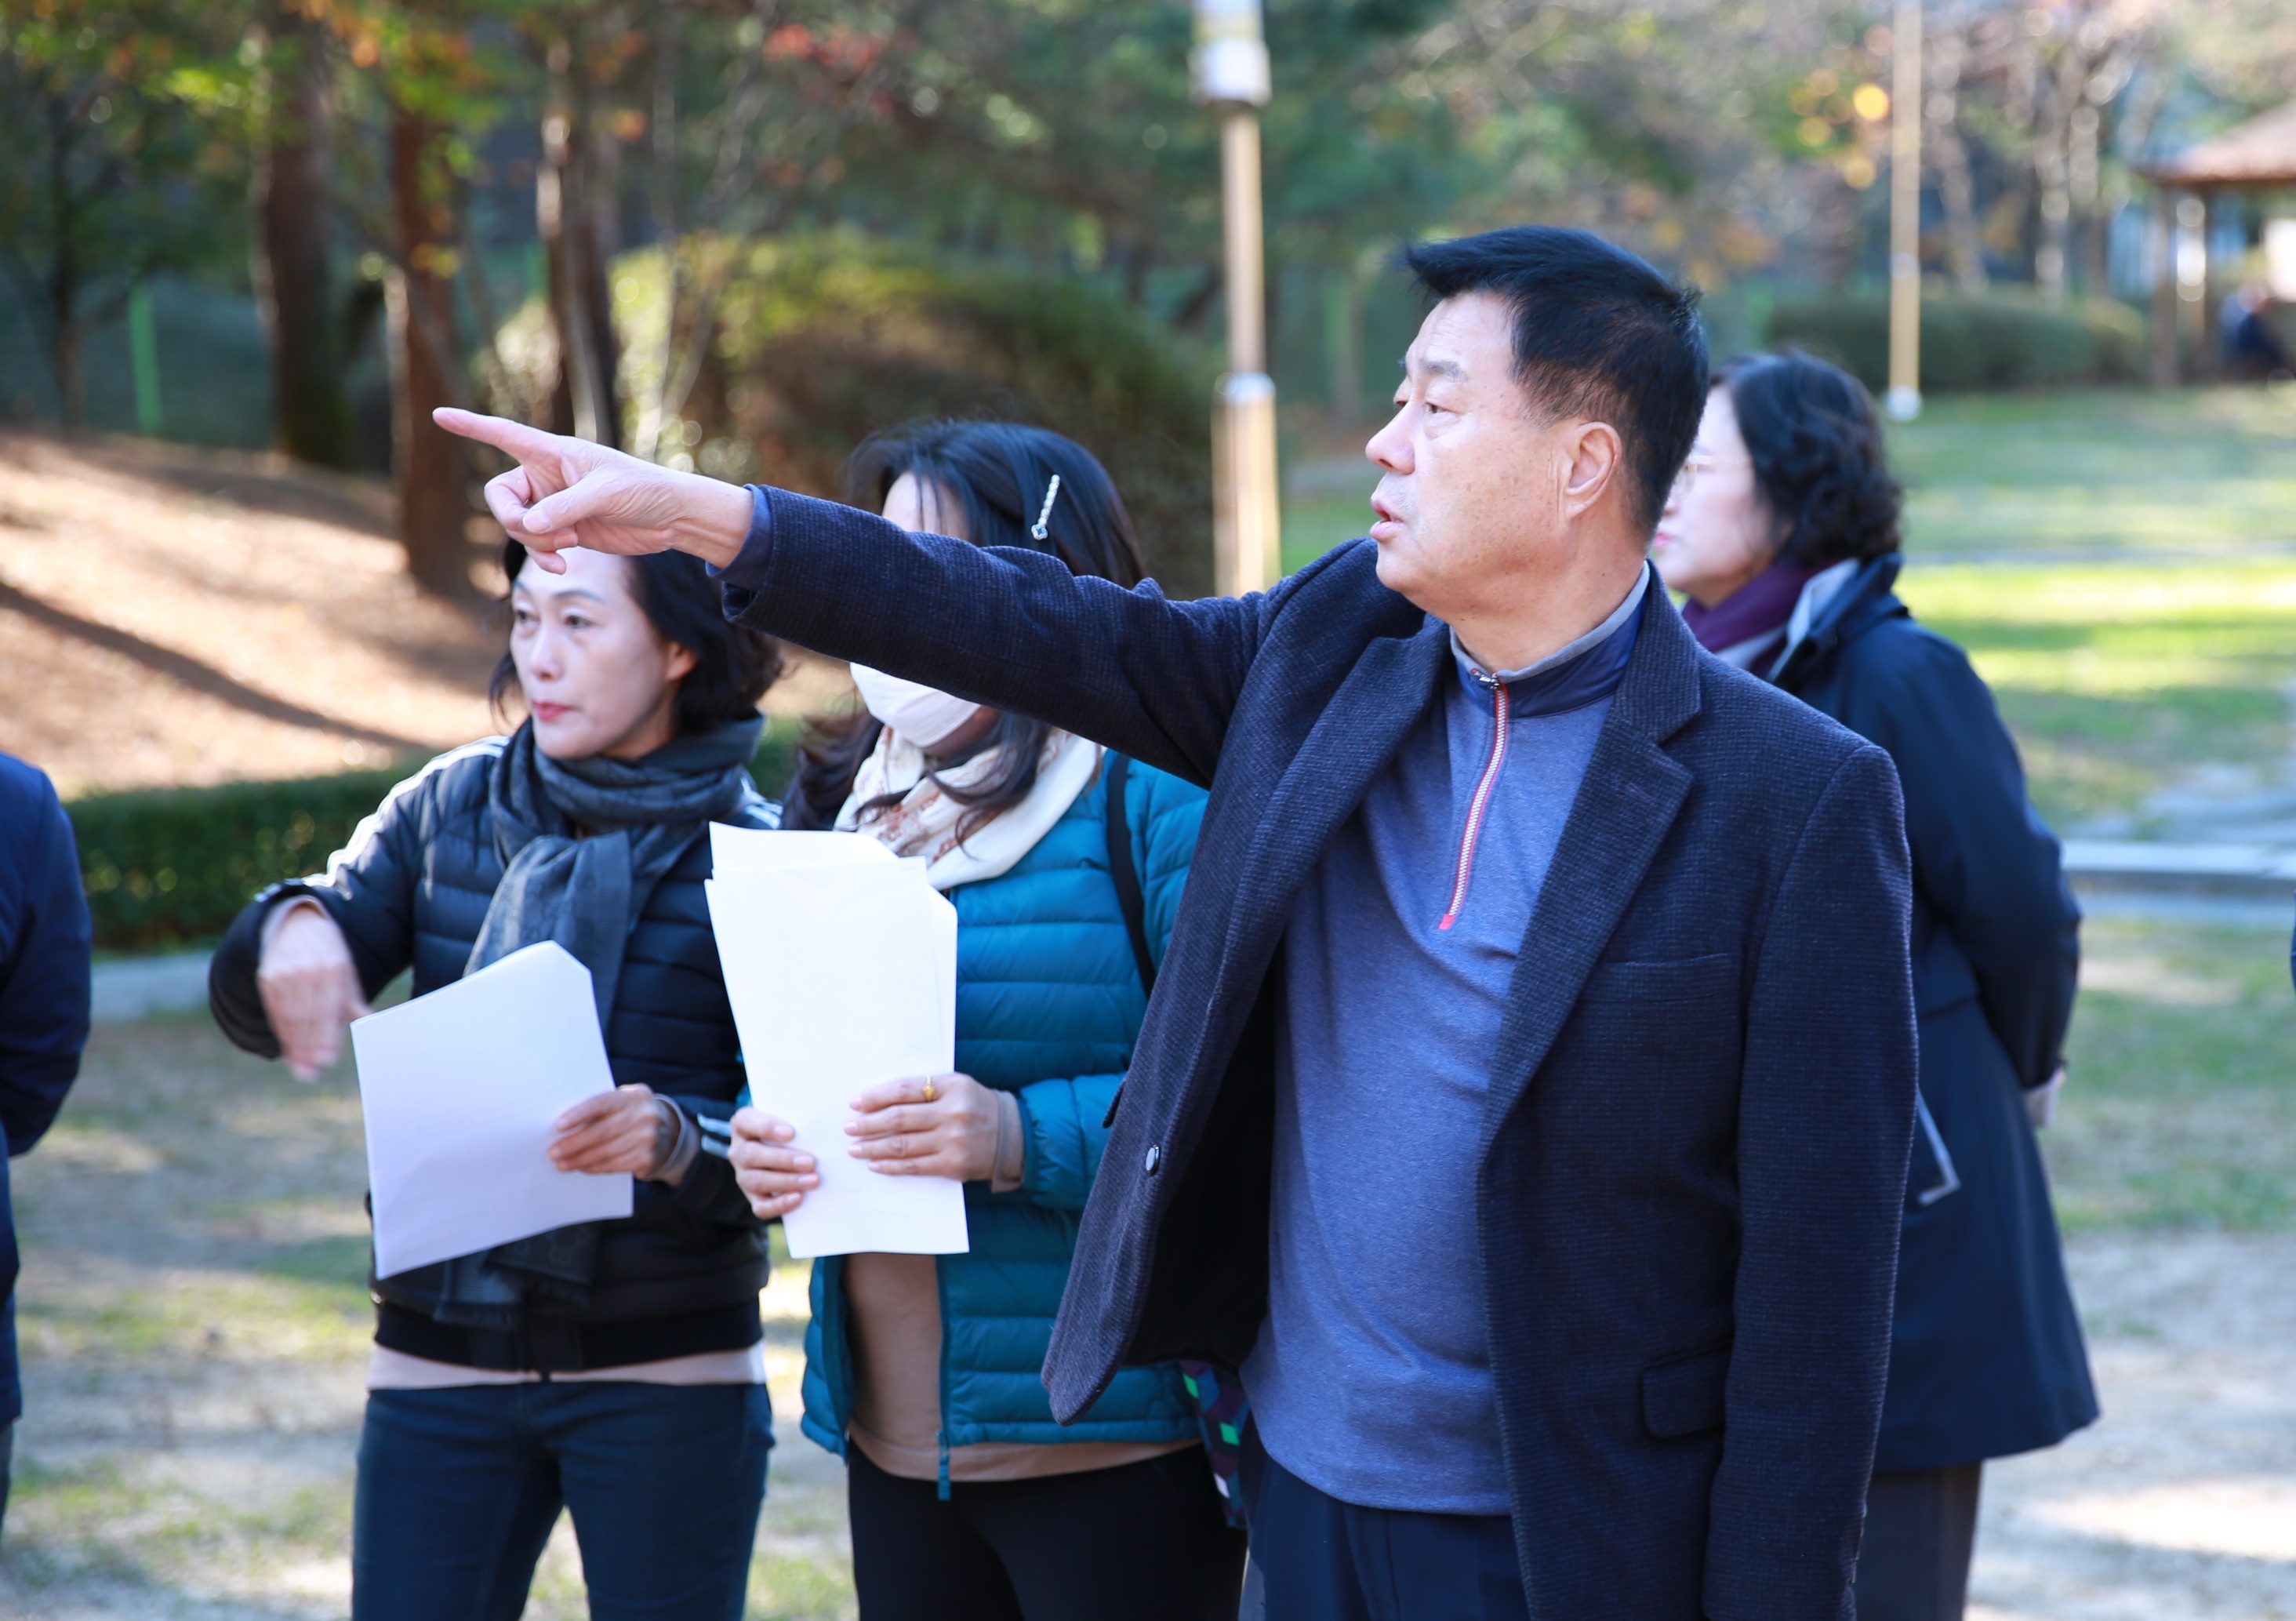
[725,492,1920,1621]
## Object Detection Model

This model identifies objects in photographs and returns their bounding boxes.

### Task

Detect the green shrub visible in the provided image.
[70,726,809,953]
[69,768,410,952]
[750,714,803,804]
[644,234,1219,598]
[1764,292,2147,393]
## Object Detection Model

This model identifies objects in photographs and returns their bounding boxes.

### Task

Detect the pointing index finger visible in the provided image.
[433,407,561,463]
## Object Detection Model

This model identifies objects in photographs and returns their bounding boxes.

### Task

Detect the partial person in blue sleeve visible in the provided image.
[0,751,95,1543]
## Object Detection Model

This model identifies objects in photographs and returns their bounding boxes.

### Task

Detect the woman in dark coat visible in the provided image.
[209,544,783,1620]
[1651,351,2098,1621]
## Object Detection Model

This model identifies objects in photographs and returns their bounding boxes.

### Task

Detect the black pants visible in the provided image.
[0,1420,12,1544]
[846,1444,1247,1621]
[352,1384,772,1621]
[1855,1463,1984,1621]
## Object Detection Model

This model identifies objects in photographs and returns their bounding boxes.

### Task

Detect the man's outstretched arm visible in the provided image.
[434,409,1269,783]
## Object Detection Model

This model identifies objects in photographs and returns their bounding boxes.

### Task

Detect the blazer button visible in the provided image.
[1143,1144,1162,1176]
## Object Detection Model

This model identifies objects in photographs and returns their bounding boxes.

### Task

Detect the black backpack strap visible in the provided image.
[1102,753,1157,995]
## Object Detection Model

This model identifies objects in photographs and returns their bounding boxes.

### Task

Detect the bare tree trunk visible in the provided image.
[580,114,624,440]
[256,15,354,468]
[51,303,82,429]
[389,106,472,598]
[1927,15,1987,292]
[538,34,621,447]
[632,0,681,462]
[2033,72,2073,300]
[1997,30,2041,285]
[1324,265,1363,431]
[42,97,85,429]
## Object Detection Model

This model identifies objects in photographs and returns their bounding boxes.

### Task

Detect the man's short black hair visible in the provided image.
[1403,226,1708,534]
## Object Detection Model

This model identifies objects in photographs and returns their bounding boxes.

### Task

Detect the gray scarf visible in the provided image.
[433,715,761,1350]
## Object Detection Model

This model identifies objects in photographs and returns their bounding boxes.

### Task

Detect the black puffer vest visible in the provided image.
[210,739,776,1370]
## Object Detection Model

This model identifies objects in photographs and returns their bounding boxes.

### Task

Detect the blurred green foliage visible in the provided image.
[1767,293,2147,393]
[0,0,257,423]
[691,234,1218,598]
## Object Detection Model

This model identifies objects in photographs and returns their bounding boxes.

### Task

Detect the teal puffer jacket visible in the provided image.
[800,757,1207,1475]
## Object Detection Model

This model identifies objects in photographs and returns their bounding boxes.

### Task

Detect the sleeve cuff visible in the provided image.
[258,894,329,955]
[649,1098,702,1186]
[990,1089,1026,1194]
[710,485,776,603]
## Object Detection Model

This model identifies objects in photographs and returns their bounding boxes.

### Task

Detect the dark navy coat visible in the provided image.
[1771,555,2098,1470]
[723,490,1920,1621]
[0,754,93,1428]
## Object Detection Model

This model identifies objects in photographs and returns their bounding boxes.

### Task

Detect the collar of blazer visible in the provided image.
[1252,577,1704,916]
[1475,591,1706,1150]
[1230,581,1706,1033]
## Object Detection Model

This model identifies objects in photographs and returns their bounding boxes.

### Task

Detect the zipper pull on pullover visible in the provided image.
[1439,675,1511,932]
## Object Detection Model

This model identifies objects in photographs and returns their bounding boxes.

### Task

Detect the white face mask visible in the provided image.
[848,663,983,750]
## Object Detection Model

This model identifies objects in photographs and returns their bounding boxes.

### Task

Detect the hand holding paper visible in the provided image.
[707,826,969,1259]
[728,1107,819,1219]
[845,1072,1005,1183]
[348,941,634,1279]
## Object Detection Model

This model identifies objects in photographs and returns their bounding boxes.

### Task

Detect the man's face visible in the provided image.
[1364,292,1571,622]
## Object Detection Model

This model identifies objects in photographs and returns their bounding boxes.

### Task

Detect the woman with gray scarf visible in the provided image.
[209,542,783,1621]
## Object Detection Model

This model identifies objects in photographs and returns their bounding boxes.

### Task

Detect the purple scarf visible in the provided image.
[1680,559,1819,656]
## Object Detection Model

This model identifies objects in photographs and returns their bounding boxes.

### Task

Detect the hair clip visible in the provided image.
[1030,474,1063,542]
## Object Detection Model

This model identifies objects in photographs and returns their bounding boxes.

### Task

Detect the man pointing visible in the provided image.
[440,226,1916,1620]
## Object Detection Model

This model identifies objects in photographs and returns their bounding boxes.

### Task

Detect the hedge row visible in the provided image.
[70,767,411,952]
[69,723,805,953]
[1764,293,2147,393]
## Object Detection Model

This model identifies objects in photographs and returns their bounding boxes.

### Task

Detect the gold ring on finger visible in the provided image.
[921,1079,938,1103]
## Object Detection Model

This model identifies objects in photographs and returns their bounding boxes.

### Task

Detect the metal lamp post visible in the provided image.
[1193,0,1281,597]
[1885,0,1924,422]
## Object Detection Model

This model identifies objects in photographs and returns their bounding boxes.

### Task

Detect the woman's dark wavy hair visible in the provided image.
[1717,350,1903,568]
[780,420,1146,836]
[491,543,783,735]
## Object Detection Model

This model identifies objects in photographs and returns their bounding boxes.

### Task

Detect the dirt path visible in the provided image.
[1972,1233,2296,1620]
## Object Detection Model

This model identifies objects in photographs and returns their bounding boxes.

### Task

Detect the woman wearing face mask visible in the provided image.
[207,544,782,1620]
[1652,351,2096,1621]
[728,421,1245,1621]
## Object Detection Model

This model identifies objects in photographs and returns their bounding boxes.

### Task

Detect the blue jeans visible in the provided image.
[352,1382,772,1621]
[1239,1423,1528,1621]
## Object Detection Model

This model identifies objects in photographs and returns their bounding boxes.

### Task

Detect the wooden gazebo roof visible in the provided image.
[2141,100,2296,189]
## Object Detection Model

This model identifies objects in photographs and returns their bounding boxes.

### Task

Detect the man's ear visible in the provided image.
[1558,420,1625,521]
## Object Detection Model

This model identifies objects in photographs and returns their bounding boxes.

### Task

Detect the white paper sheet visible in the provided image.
[707,826,968,1259]
[710,823,900,874]
[348,941,634,1280]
